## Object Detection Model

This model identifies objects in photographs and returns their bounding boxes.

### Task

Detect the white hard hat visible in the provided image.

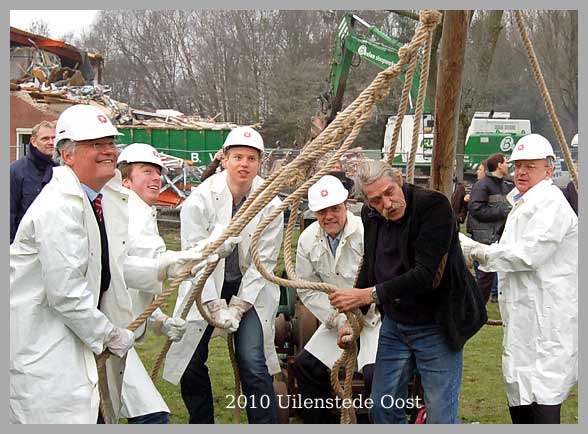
[308,175,349,212]
[509,133,556,162]
[222,126,264,152]
[117,143,167,174]
[55,104,122,147]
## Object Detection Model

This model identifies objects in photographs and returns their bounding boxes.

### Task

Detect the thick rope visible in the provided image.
[406,26,434,184]
[386,49,419,165]
[486,319,503,326]
[246,11,441,423]
[513,10,578,190]
[94,9,442,424]
[227,334,242,424]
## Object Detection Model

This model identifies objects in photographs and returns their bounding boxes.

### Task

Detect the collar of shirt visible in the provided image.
[325,231,343,257]
[80,183,102,202]
[232,191,250,217]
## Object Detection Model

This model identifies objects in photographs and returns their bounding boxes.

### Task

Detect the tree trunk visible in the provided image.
[431,11,469,197]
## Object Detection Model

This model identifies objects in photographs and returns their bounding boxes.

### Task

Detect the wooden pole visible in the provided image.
[431,11,469,197]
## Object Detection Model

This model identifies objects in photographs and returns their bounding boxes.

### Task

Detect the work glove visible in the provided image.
[150,312,187,342]
[337,321,354,349]
[104,326,135,358]
[459,233,489,266]
[227,295,253,333]
[324,309,347,330]
[206,224,242,259]
[205,299,233,329]
[158,247,204,281]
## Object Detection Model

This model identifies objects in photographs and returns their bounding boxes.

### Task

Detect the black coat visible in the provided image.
[357,183,487,351]
[10,145,56,243]
[466,174,514,244]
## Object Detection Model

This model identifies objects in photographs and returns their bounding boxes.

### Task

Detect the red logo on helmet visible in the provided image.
[321,189,329,197]
[244,131,251,138]
[518,144,525,150]
[97,115,108,124]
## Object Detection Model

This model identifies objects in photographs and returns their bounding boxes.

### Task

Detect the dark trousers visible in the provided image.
[509,403,561,424]
[292,349,374,424]
[474,261,495,302]
[180,281,278,424]
[127,411,169,424]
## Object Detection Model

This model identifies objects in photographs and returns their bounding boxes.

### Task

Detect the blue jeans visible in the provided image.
[370,316,463,424]
[127,411,169,424]
[180,293,278,424]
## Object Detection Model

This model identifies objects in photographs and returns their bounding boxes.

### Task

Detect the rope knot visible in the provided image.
[397,45,411,62]
[420,9,443,27]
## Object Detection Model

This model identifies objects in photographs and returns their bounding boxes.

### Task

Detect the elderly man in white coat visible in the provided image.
[116,143,211,424]
[293,175,381,423]
[460,133,578,424]
[163,126,284,424]
[10,104,137,423]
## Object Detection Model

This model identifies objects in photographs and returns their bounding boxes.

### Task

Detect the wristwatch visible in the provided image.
[371,287,380,305]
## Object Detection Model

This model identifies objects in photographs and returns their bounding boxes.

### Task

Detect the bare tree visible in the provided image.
[28,20,51,37]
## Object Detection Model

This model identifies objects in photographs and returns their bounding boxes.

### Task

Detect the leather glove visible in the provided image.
[205,299,232,329]
[227,295,253,332]
[158,247,204,280]
[104,327,135,358]
[151,314,187,342]
[207,224,242,259]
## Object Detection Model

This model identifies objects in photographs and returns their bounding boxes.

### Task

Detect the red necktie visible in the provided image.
[93,193,103,222]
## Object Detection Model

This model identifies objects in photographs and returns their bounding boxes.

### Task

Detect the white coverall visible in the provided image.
[10,166,133,423]
[163,170,284,384]
[119,189,170,419]
[479,179,577,406]
[296,212,381,371]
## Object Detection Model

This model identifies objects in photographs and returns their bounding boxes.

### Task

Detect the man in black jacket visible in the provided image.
[329,159,486,424]
[466,153,513,302]
[10,120,57,243]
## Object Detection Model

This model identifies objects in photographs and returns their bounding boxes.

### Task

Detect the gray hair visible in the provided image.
[354,159,400,200]
[546,156,555,168]
[53,139,76,165]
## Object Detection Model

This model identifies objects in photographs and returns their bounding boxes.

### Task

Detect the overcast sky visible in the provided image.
[10,10,99,39]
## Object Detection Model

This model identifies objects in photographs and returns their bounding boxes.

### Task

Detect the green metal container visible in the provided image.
[116,127,232,166]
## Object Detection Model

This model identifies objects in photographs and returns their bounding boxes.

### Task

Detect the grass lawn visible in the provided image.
[132,226,578,424]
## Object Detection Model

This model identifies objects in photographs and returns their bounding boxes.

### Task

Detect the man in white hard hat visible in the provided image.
[460,133,578,423]
[116,142,209,424]
[163,126,284,423]
[10,104,136,423]
[293,175,380,424]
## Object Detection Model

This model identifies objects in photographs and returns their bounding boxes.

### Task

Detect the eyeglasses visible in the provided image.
[77,141,118,152]
[513,162,548,171]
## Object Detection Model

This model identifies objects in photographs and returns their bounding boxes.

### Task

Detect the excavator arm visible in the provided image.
[319,12,429,125]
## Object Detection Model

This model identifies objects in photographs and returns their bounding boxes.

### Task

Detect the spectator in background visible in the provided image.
[562,159,578,215]
[199,148,224,182]
[329,159,355,193]
[10,120,57,243]
[466,154,513,303]
[450,160,468,224]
